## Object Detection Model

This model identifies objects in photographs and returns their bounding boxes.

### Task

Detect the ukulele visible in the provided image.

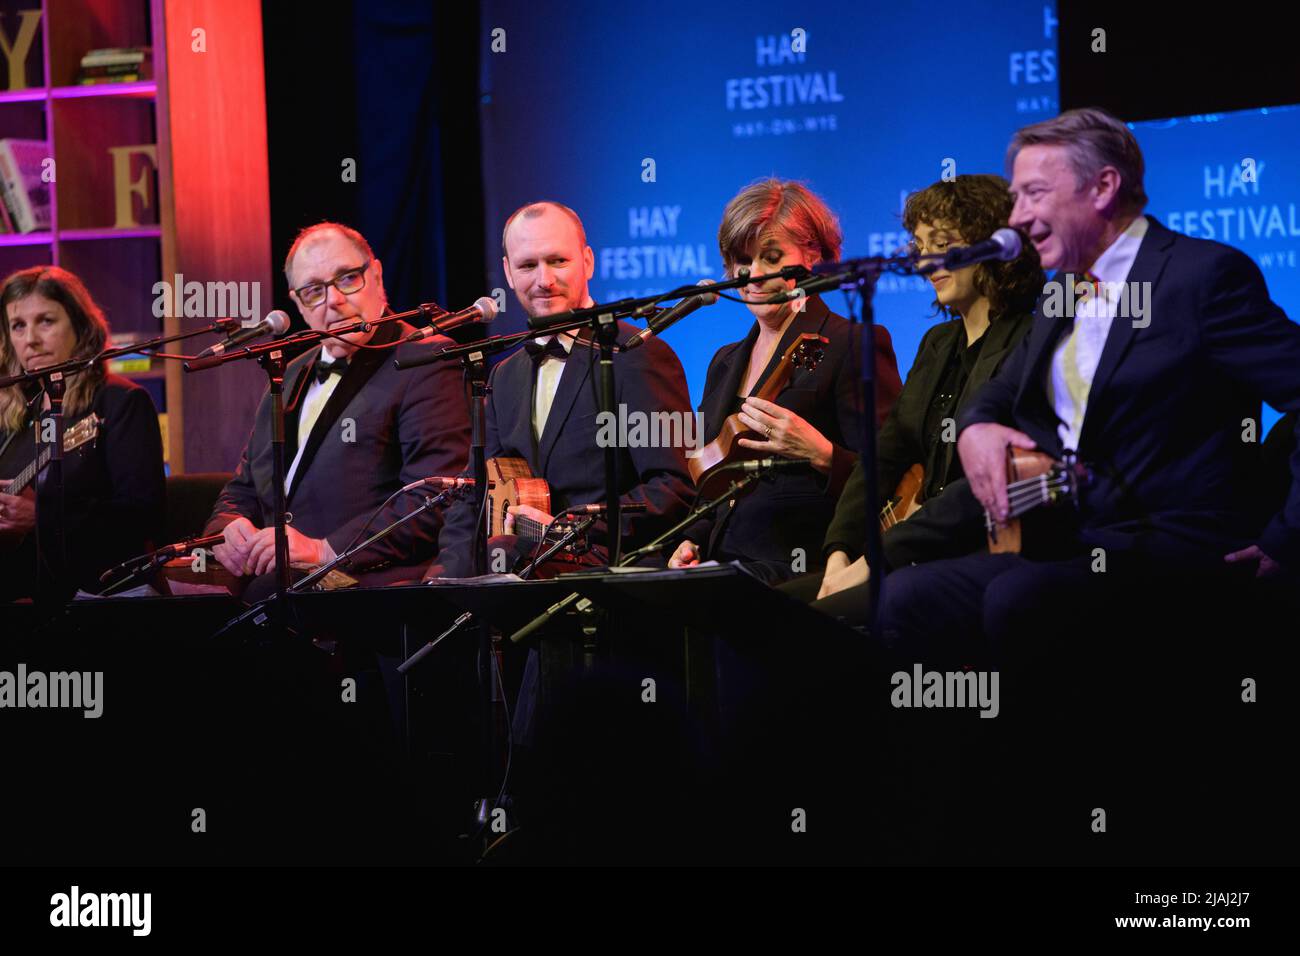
[984,448,1091,554]
[880,463,925,532]
[3,413,103,497]
[486,456,552,539]
[486,457,595,574]
[1,413,103,548]
[688,332,830,499]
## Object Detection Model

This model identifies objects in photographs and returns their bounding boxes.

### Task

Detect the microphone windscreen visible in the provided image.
[993,228,1023,260]
[266,309,292,334]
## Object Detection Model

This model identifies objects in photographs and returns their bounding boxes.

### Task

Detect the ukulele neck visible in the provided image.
[10,444,50,495]
[513,514,550,545]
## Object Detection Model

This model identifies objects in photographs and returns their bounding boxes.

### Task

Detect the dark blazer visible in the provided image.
[434,320,696,578]
[205,319,470,573]
[823,309,1033,566]
[1,374,165,597]
[958,217,1300,567]
[686,295,903,583]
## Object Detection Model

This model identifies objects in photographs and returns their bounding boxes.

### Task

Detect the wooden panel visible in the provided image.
[0,99,46,138]
[56,234,160,338]
[0,240,54,277]
[51,96,157,229]
[46,0,150,88]
[156,0,270,473]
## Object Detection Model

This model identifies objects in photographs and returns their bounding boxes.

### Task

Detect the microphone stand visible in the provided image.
[97,532,225,596]
[851,265,885,638]
[594,311,622,564]
[210,482,464,641]
[287,486,463,594]
[457,345,498,811]
[507,467,767,645]
[395,513,597,675]
[42,372,66,604]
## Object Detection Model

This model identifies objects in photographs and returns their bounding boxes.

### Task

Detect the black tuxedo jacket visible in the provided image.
[823,309,1033,566]
[685,295,903,582]
[435,320,695,578]
[958,217,1300,567]
[205,319,470,572]
[1,374,165,597]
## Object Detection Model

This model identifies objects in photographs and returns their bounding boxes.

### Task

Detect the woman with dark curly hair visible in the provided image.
[0,266,165,599]
[812,174,1044,610]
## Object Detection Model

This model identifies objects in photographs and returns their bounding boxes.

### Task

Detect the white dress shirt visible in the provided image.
[532,333,576,440]
[285,346,347,493]
[1047,215,1149,452]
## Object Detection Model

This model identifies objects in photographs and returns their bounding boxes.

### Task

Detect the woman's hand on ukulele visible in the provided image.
[957,423,1037,525]
[0,480,36,539]
[504,504,554,535]
[668,539,700,569]
[736,397,833,473]
[817,550,869,600]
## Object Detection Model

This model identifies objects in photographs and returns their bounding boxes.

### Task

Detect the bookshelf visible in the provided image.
[0,0,271,472]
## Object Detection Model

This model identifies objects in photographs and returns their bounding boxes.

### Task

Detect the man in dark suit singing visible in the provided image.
[433,201,695,578]
[879,107,1300,655]
[205,221,471,594]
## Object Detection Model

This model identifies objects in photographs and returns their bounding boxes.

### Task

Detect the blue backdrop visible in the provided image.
[478,0,1061,404]
[479,3,1296,442]
[1131,104,1300,434]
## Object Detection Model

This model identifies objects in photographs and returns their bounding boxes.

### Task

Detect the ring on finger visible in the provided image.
[765,424,773,439]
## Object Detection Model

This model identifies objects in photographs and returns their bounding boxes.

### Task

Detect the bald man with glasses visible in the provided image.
[204,221,471,596]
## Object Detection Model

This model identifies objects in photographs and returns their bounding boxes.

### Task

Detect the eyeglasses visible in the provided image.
[293,260,370,308]
[915,235,967,257]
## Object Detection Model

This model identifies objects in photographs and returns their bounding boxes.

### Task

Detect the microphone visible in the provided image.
[97,533,225,583]
[621,281,719,351]
[400,475,478,493]
[726,457,812,474]
[195,310,291,358]
[764,273,847,304]
[560,502,648,515]
[403,296,498,343]
[919,227,1023,274]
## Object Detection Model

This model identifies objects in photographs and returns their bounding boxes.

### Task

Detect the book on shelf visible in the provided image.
[80,47,152,68]
[81,62,147,78]
[77,47,152,85]
[0,139,52,235]
[78,72,146,86]
[157,413,169,466]
[107,332,153,375]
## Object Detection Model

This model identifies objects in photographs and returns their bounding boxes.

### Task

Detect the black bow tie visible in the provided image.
[315,357,348,384]
[523,337,569,362]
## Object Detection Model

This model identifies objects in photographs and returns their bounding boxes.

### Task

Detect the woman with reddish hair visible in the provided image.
[669,178,903,585]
